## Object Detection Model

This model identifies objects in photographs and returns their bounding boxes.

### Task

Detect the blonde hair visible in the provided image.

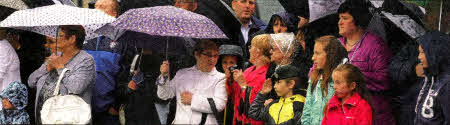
[251,34,272,64]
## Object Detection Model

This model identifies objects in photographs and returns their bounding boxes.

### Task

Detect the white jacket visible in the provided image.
[0,39,21,91]
[157,66,227,124]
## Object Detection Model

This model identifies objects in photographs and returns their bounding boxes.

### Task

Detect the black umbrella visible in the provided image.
[0,6,16,21]
[278,0,309,19]
[196,0,241,45]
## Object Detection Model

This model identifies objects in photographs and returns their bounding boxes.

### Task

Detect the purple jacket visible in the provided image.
[340,32,392,92]
[340,32,395,125]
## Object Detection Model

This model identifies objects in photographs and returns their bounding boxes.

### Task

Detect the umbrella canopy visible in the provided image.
[308,0,345,22]
[107,6,227,39]
[0,0,28,10]
[0,5,116,39]
[0,6,16,21]
[196,0,241,43]
[278,0,309,19]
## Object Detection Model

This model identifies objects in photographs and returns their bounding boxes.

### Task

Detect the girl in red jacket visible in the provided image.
[322,64,373,125]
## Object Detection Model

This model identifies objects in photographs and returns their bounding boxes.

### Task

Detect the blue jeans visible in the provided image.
[155,102,170,124]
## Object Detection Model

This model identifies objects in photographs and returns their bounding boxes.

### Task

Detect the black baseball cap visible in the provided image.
[271,65,299,81]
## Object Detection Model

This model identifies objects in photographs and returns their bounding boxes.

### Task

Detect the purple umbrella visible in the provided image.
[106,5,228,39]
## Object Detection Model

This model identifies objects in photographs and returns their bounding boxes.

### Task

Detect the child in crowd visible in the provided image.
[322,64,373,125]
[301,35,348,125]
[248,65,305,125]
[0,81,30,124]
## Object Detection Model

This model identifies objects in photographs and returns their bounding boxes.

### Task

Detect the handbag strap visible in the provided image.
[199,98,220,125]
[53,68,70,96]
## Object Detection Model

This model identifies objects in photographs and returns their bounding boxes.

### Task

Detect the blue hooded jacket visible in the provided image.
[0,81,30,124]
[415,31,450,125]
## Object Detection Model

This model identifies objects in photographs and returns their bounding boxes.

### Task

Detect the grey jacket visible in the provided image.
[28,50,96,120]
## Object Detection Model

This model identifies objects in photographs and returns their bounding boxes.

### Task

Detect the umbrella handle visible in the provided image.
[55,27,59,55]
[166,38,170,79]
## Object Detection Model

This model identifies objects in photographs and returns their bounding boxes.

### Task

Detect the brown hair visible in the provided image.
[333,64,374,117]
[193,39,219,55]
[310,35,348,96]
[59,25,86,49]
[251,34,272,64]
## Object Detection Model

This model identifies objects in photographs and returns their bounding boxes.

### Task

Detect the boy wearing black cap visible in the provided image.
[248,65,305,125]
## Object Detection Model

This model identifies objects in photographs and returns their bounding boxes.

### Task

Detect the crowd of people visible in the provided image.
[0,0,448,125]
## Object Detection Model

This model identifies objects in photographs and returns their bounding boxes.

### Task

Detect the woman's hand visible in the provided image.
[260,78,273,94]
[181,91,193,105]
[416,64,425,78]
[232,69,247,87]
[128,80,137,90]
[160,61,170,77]
[46,54,66,71]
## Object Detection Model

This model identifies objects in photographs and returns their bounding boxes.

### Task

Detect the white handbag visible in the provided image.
[40,68,91,124]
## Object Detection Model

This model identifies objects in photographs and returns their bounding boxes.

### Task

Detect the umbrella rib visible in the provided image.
[439,0,443,31]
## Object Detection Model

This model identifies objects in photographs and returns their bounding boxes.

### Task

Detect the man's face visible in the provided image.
[232,0,256,22]
[174,0,198,12]
[95,0,118,17]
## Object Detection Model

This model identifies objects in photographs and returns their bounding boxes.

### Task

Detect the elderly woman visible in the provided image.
[28,25,95,124]
[231,34,271,125]
[337,2,393,125]
[266,33,308,98]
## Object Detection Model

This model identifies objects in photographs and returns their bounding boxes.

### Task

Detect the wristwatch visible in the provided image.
[241,85,247,91]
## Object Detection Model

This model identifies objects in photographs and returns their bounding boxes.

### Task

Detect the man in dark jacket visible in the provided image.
[414,30,450,125]
[231,0,266,59]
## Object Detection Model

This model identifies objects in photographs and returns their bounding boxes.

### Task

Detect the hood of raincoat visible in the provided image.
[265,12,299,34]
[270,32,297,57]
[1,82,28,111]
[0,81,30,124]
[417,30,450,77]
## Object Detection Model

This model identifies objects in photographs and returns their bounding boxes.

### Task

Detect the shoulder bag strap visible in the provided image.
[52,68,70,96]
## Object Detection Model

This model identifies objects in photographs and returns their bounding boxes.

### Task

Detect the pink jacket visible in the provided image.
[232,64,269,125]
[322,93,373,125]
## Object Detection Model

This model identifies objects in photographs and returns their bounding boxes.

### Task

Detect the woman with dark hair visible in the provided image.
[301,35,348,125]
[265,11,299,34]
[337,2,394,125]
[322,64,373,125]
[28,25,95,124]
[415,31,450,125]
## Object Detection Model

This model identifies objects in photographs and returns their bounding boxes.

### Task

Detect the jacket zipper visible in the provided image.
[276,98,285,124]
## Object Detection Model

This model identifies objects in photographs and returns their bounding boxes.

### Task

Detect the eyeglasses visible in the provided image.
[201,52,219,58]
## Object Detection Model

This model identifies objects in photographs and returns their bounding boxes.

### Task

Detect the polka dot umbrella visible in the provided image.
[0,4,115,41]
